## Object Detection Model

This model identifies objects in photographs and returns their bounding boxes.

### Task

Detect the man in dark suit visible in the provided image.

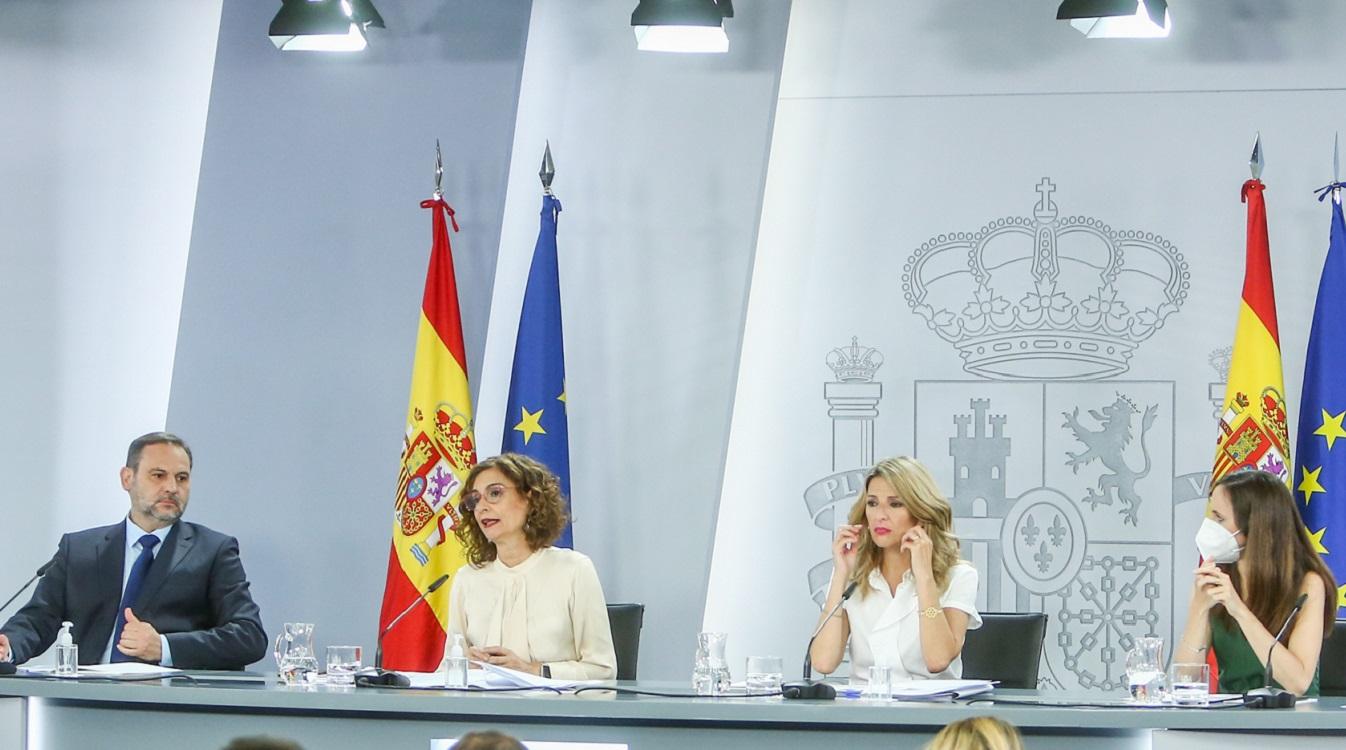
[0,432,267,670]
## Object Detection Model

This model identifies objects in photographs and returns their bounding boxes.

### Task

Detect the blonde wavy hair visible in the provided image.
[925,716,1023,750]
[847,455,963,595]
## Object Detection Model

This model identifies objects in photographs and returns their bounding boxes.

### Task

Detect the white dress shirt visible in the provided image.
[842,562,981,682]
[447,546,616,680]
[100,518,175,665]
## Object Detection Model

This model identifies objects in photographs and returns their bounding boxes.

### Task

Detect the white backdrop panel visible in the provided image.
[707,0,1346,690]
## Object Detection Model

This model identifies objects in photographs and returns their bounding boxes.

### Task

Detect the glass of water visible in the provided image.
[325,645,363,686]
[1168,662,1210,706]
[864,665,892,700]
[745,656,783,695]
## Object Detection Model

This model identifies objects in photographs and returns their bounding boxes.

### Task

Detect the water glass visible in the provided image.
[325,645,362,686]
[744,655,784,695]
[864,665,892,700]
[1168,662,1210,706]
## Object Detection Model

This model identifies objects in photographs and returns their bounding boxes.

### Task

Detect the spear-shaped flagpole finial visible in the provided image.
[539,141,555,195]
[1335,132,1340,184]
[1335,132,1341,205]
[434,139,444,200]
[1249,132,1263,181]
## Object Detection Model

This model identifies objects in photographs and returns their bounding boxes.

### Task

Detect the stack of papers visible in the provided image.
[839,679,995,701]
[399,663,604,691]
[20,663,183,680]
[890,679,994,700]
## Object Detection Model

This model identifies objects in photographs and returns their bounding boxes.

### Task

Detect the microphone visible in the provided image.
[0,560,54,676]
[0,560,54,617]
[783,579,859,700]
[360,573,450,687]
[1245,592,1309,709]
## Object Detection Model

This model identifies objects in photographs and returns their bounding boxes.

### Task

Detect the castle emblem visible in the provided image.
[1214,387,1290,480]
[902,178,1190,380]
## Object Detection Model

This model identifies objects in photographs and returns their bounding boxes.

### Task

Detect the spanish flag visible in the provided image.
[1212,178,1291,485]
[377,196,478,671]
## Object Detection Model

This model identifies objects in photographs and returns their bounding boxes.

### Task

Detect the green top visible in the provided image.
[1210,612,1319,695]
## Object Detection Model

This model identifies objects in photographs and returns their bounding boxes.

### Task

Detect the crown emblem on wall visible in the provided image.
[902,178,1189,380]
[826,336,884,382]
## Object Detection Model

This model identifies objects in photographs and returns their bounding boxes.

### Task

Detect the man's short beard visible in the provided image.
[149,506,182,522]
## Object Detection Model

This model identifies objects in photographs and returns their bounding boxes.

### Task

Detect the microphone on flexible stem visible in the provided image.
[0,560,54,617]
[359,573,450,688]
[1244,592,1309,709]
[0,560,55,676]
[782,579,859,700]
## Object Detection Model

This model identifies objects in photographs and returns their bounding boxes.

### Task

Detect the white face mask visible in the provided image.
[1195,517,1242,563]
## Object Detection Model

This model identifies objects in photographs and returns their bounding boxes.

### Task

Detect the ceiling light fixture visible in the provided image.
[1057,0,1171,39]
[269,0,385,52]
[631,0,733,54]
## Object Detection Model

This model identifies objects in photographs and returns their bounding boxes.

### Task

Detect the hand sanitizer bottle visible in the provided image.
[55,621,78,676]
[443,634,468,688]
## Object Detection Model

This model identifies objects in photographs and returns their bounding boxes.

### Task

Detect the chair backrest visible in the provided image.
[960,612,1047,689]
[1320,620,1346,696]
[607,603,645,681]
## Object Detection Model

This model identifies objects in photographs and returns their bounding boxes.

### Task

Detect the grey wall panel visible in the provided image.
[167,0,531,663]
[475,0,793,680]
[0,0,221,631]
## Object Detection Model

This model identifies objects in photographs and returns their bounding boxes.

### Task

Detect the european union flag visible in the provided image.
[503,193,573,547]
[1295,188,1346,614]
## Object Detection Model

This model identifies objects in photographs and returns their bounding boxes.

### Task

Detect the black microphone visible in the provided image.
[0,560,54,617]
[1245,592,1309,709]
[783,579,859,700]
[360,574,450,687]
[0,560,54,676]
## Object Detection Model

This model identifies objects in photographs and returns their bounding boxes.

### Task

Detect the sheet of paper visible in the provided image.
[477,662,605,690]
[398,666,602,690]
[17,663,184,679]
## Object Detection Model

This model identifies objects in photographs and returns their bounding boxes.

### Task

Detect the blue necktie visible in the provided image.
[110,534,160,662]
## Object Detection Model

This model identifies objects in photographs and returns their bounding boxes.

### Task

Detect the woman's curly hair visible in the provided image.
[454,453,570,567]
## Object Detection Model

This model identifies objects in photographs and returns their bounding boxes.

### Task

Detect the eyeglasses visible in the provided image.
[458,483,516,515]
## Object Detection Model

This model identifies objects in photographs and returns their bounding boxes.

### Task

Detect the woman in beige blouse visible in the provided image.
[448,453,616,680]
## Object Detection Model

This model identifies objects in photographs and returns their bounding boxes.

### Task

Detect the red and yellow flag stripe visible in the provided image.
[377,198,477,671]
[1212,179,1290,485]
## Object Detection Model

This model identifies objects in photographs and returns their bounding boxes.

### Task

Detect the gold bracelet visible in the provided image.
[922,606,941,619]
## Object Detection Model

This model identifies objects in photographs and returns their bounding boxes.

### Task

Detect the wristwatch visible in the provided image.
[921,606,941,619]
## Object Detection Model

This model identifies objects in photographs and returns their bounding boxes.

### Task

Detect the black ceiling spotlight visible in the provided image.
[269,0,385,52]
[1057,0,1170,38]
[631,0,734,53]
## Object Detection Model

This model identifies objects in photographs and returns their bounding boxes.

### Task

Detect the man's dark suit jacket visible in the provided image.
[1,520,267,670]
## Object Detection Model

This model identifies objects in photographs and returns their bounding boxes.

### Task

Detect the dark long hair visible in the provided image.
[1212,470,1336,638]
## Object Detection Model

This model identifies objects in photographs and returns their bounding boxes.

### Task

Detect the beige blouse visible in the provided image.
[446,547,617,680]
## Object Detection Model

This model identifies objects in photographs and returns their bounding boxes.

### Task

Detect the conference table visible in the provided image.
[2,674,1344,750]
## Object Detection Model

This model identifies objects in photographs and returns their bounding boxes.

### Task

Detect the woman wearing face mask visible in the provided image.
[447,453,616,680]
[1178,469,1337,695]
[810,456,981,681]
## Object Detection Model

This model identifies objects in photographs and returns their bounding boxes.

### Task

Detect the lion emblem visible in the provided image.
[1061,394,1159,526]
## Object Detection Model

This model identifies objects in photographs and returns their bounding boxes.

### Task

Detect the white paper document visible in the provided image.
[20,663,183,680]
[399,664,604,691]
[888,679,995,700]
